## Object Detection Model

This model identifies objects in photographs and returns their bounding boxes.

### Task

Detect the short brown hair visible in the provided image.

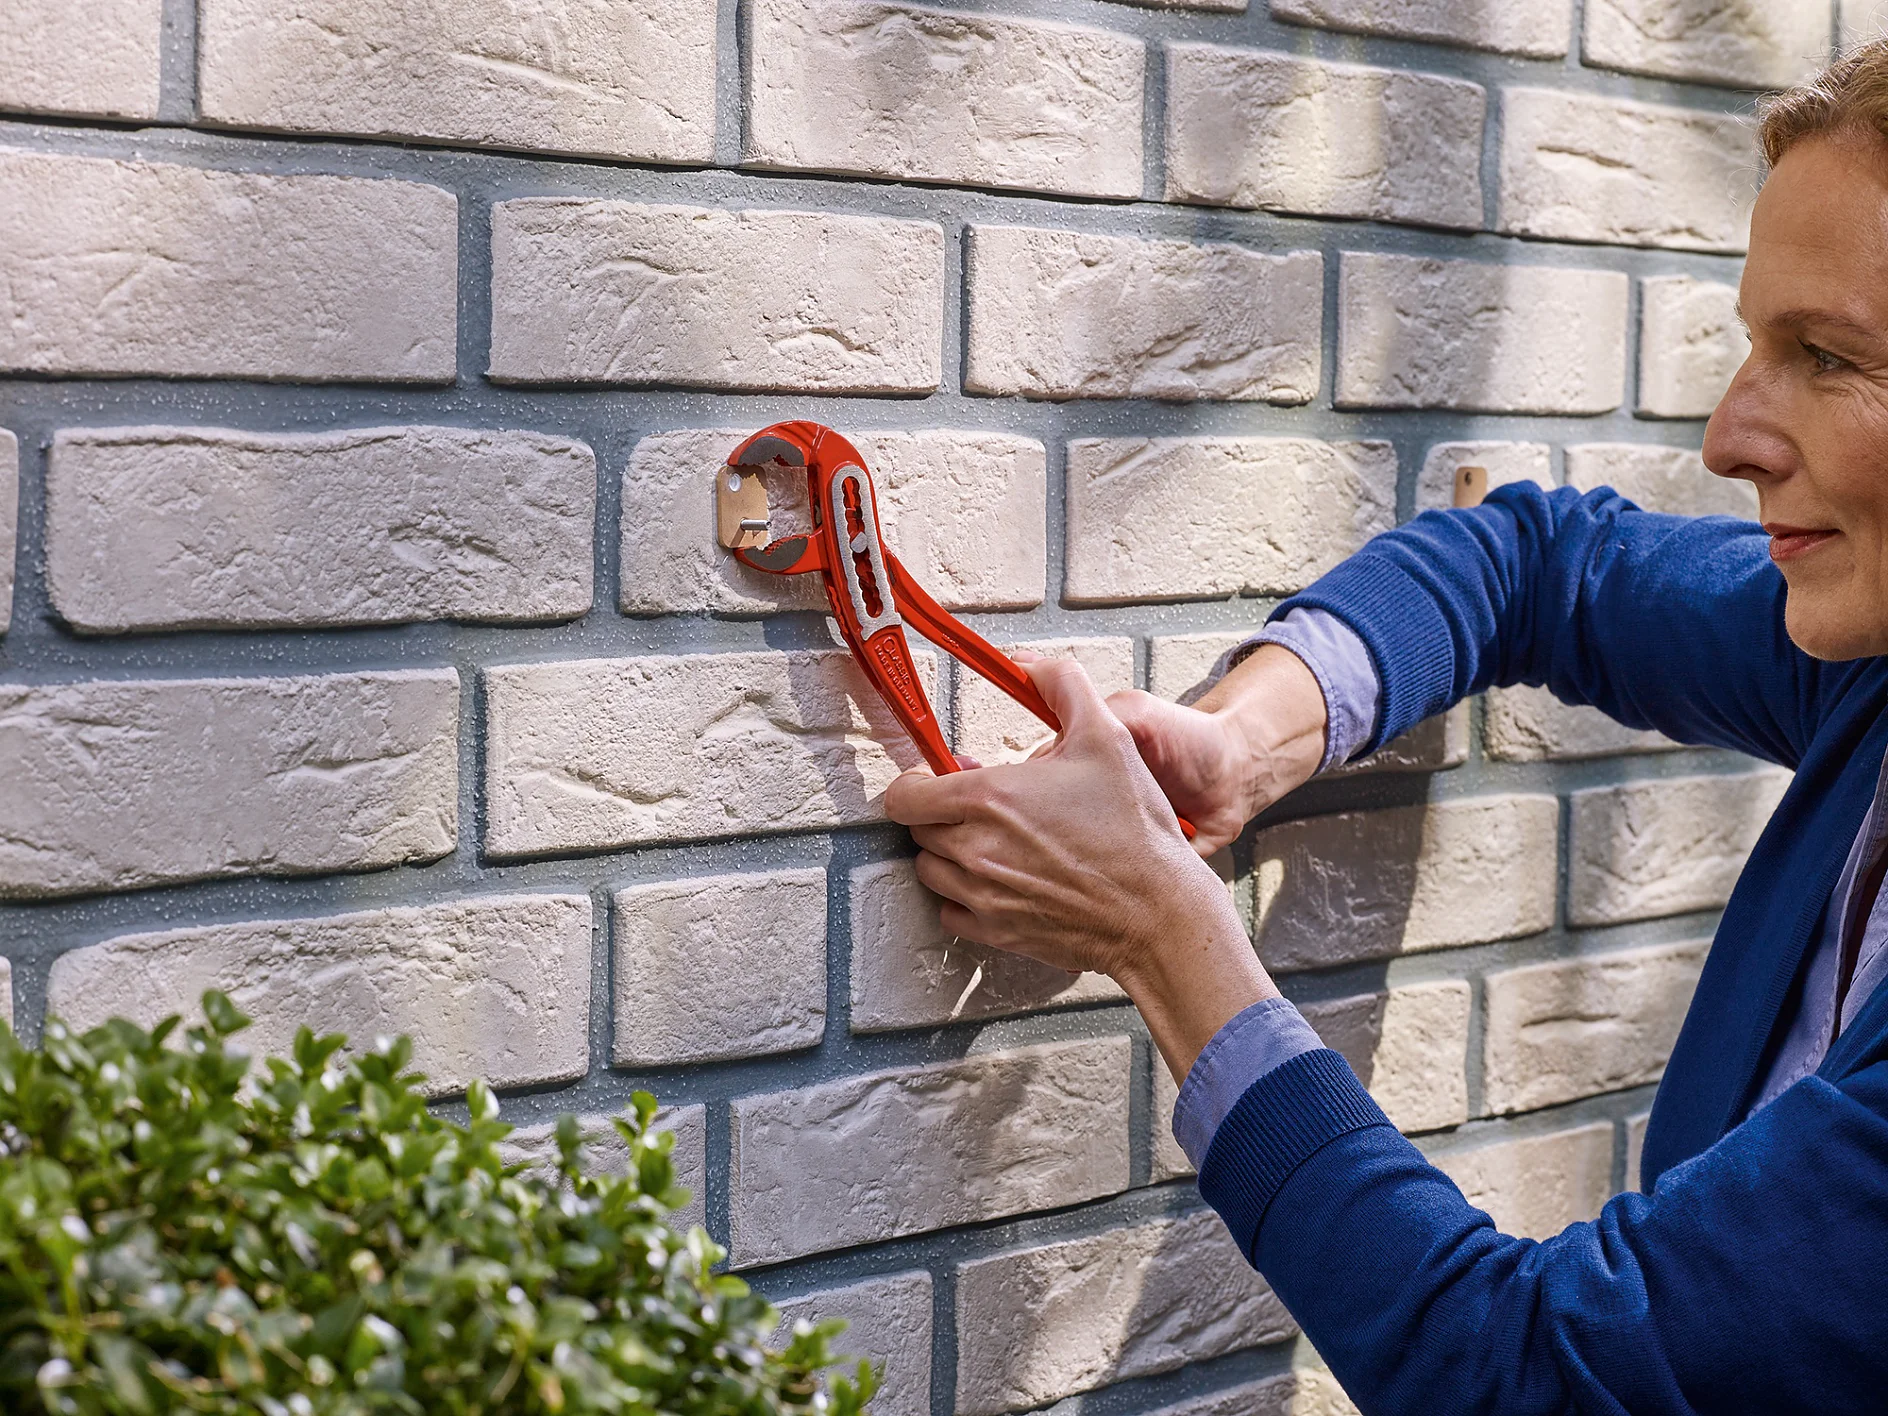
[1759,38,1888,168]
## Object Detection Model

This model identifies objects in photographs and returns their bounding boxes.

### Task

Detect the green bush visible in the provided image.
[0,993,875,1416]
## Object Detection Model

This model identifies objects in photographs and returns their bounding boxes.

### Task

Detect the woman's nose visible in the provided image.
[1703,358,1792,484]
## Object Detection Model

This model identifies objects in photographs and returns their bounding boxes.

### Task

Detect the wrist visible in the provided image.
[1193,644,1328,821]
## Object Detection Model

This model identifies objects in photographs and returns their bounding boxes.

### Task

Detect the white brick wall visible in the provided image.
[1413,441,1552,512]
[620,428,1046,616]
[1639,276,1750,419]
[730,1037,1132,1264]
[747,0,1142,198]
[966,227,1322,402]
[0,152,457,381]
[612,868,827,1065]
[490,202,944,392]
[1164,46,1484,228]
[1303,981,1471,1132]
[1431,1124,1615,1240]
[1845,0,1888,42]
[1484,684,1680,762]
[954,1210,1296,1416]
[1338,254,1629,413]
[48,894,590,1094]
[0,428,15,632]
[1583,0,1830,88]
[1064,438,1397,603]
[47,426,596,632]
[770,1273,934,1416]
[1146,1371,1359,1416]
[199,0,718,163]
[0,671,458,898]
[1569,770,1793,926]
[953,636,1134,763]
[0,0,161,120]
[1565,443,1758,519]
[1270,0,1575,57]
[1499,90,1757,253]
[501,1104,709,1232]
[482,648,935,857]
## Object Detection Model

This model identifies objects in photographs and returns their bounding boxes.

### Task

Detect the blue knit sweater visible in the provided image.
[1202,482,1888,1413]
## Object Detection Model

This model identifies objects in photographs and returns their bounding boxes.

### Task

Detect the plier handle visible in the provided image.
[721,421,1195,839]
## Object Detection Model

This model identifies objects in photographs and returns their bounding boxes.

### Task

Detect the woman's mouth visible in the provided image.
[1765,524,1840,563]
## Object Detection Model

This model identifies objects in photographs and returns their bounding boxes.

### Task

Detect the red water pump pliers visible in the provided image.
[718,420,1195,839]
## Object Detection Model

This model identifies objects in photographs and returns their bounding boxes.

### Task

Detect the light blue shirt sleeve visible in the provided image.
[1209,607,1382,773]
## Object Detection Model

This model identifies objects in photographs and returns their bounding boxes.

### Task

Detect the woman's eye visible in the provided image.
[1803,341,1849,372]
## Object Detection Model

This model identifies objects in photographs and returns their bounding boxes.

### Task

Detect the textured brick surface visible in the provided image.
[1625,1112,1651,1192]
[483,649,934,858]
[0,429,15,632]
[1151,1061,1191,1182]
[730,1037,1131,1265]
[1485,940,1709,1114]
[499,1104,709,1232]
[1565,443,1757,520]
[747,0,1141,198]
[1569,770,1792,926]
[1639,276,1750,419]
[1338,254,1628,413]
[1846,0,1888,42]
[199,0,716,162]
[849,858,1122,1032]
[1499,89,1756,253]
[1165,45,1483,228]
[1583,0,1830,88]
[0,0,161,119]
[954,637,1134,764]
[1064,438,1396,603]
[966,226,1322,403]
[1484,684,1680,762]
[1252,797,1559,971]
[954,1210,1296,1416]
[1432,1123,1615,1240]
[48,895,590,1095]
[614,869,827,1065]
[0,670,457,899]
[490,202,944,392]
[770,1273,934,1416]
[1146,1371,1359,1416]
[1303,981,1471,1132]
[1270,0,1574,56]
[620,428,1046,616]
[48,426,595,633]
[0,151,456,381]
[1413,441,1552,512]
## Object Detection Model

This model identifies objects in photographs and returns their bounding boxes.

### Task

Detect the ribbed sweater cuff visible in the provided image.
[1196,1048,1393,1257]
[1271,555,1459,754]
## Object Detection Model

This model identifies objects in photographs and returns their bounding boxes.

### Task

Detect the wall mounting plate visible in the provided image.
[715,465,772,549]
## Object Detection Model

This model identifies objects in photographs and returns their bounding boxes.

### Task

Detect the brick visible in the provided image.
[0,151,456,382]
[770,1273,933,1416]
[1845,0,1888,43]
[47,894,589,1095]
[1339,254,1628,414]
[1625,1112,1651,1192]
[1147,1371,1359,1416]
[1303,981,1470,1132]
[1252,796,1558,971]
[747,0,1141,198]
[1569,770,1791,926]
[0,0,161,120]
[730,1037,1130,1265]
[199,0,715,163]
[490,202,943,392]
[1565,443,1757,520]
[1639,276,1749,419]
[0,670,457,899]
[0,428,15,632]
[1146,631,1468,775]
[849,858,1123,1032]
[1498,89,1756,254]
[47,426,595,634]
[1065,438,1396,603]
[1484,940,1709,1114]
[1151,1060,1192,1181]
[1431,1124,1614,1240]
[613,868,827,1065]
[1166,45,1483,228]
[1270,0,1574,57]
[1414,441,1552,512]
[620,428,1045,616]
[1484,683,1680,762]
[954,1209,1295,1415]
[1583,0,1831,88]
[1119,0,1247,9]
[955,637,1134,764]
[482,648,934,858]
[499,1104,708,1231]
[966,226,1322,403]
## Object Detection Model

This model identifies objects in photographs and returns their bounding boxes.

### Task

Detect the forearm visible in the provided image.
[1188,644,1327,825]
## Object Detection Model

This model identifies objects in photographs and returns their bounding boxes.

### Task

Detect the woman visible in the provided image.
[886,45,1888,1414]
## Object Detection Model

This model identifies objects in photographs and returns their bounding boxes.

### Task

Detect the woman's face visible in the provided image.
[1706,131,1888,660]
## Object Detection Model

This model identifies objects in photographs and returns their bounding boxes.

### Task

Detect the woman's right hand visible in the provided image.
[1105,644,1329,855]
